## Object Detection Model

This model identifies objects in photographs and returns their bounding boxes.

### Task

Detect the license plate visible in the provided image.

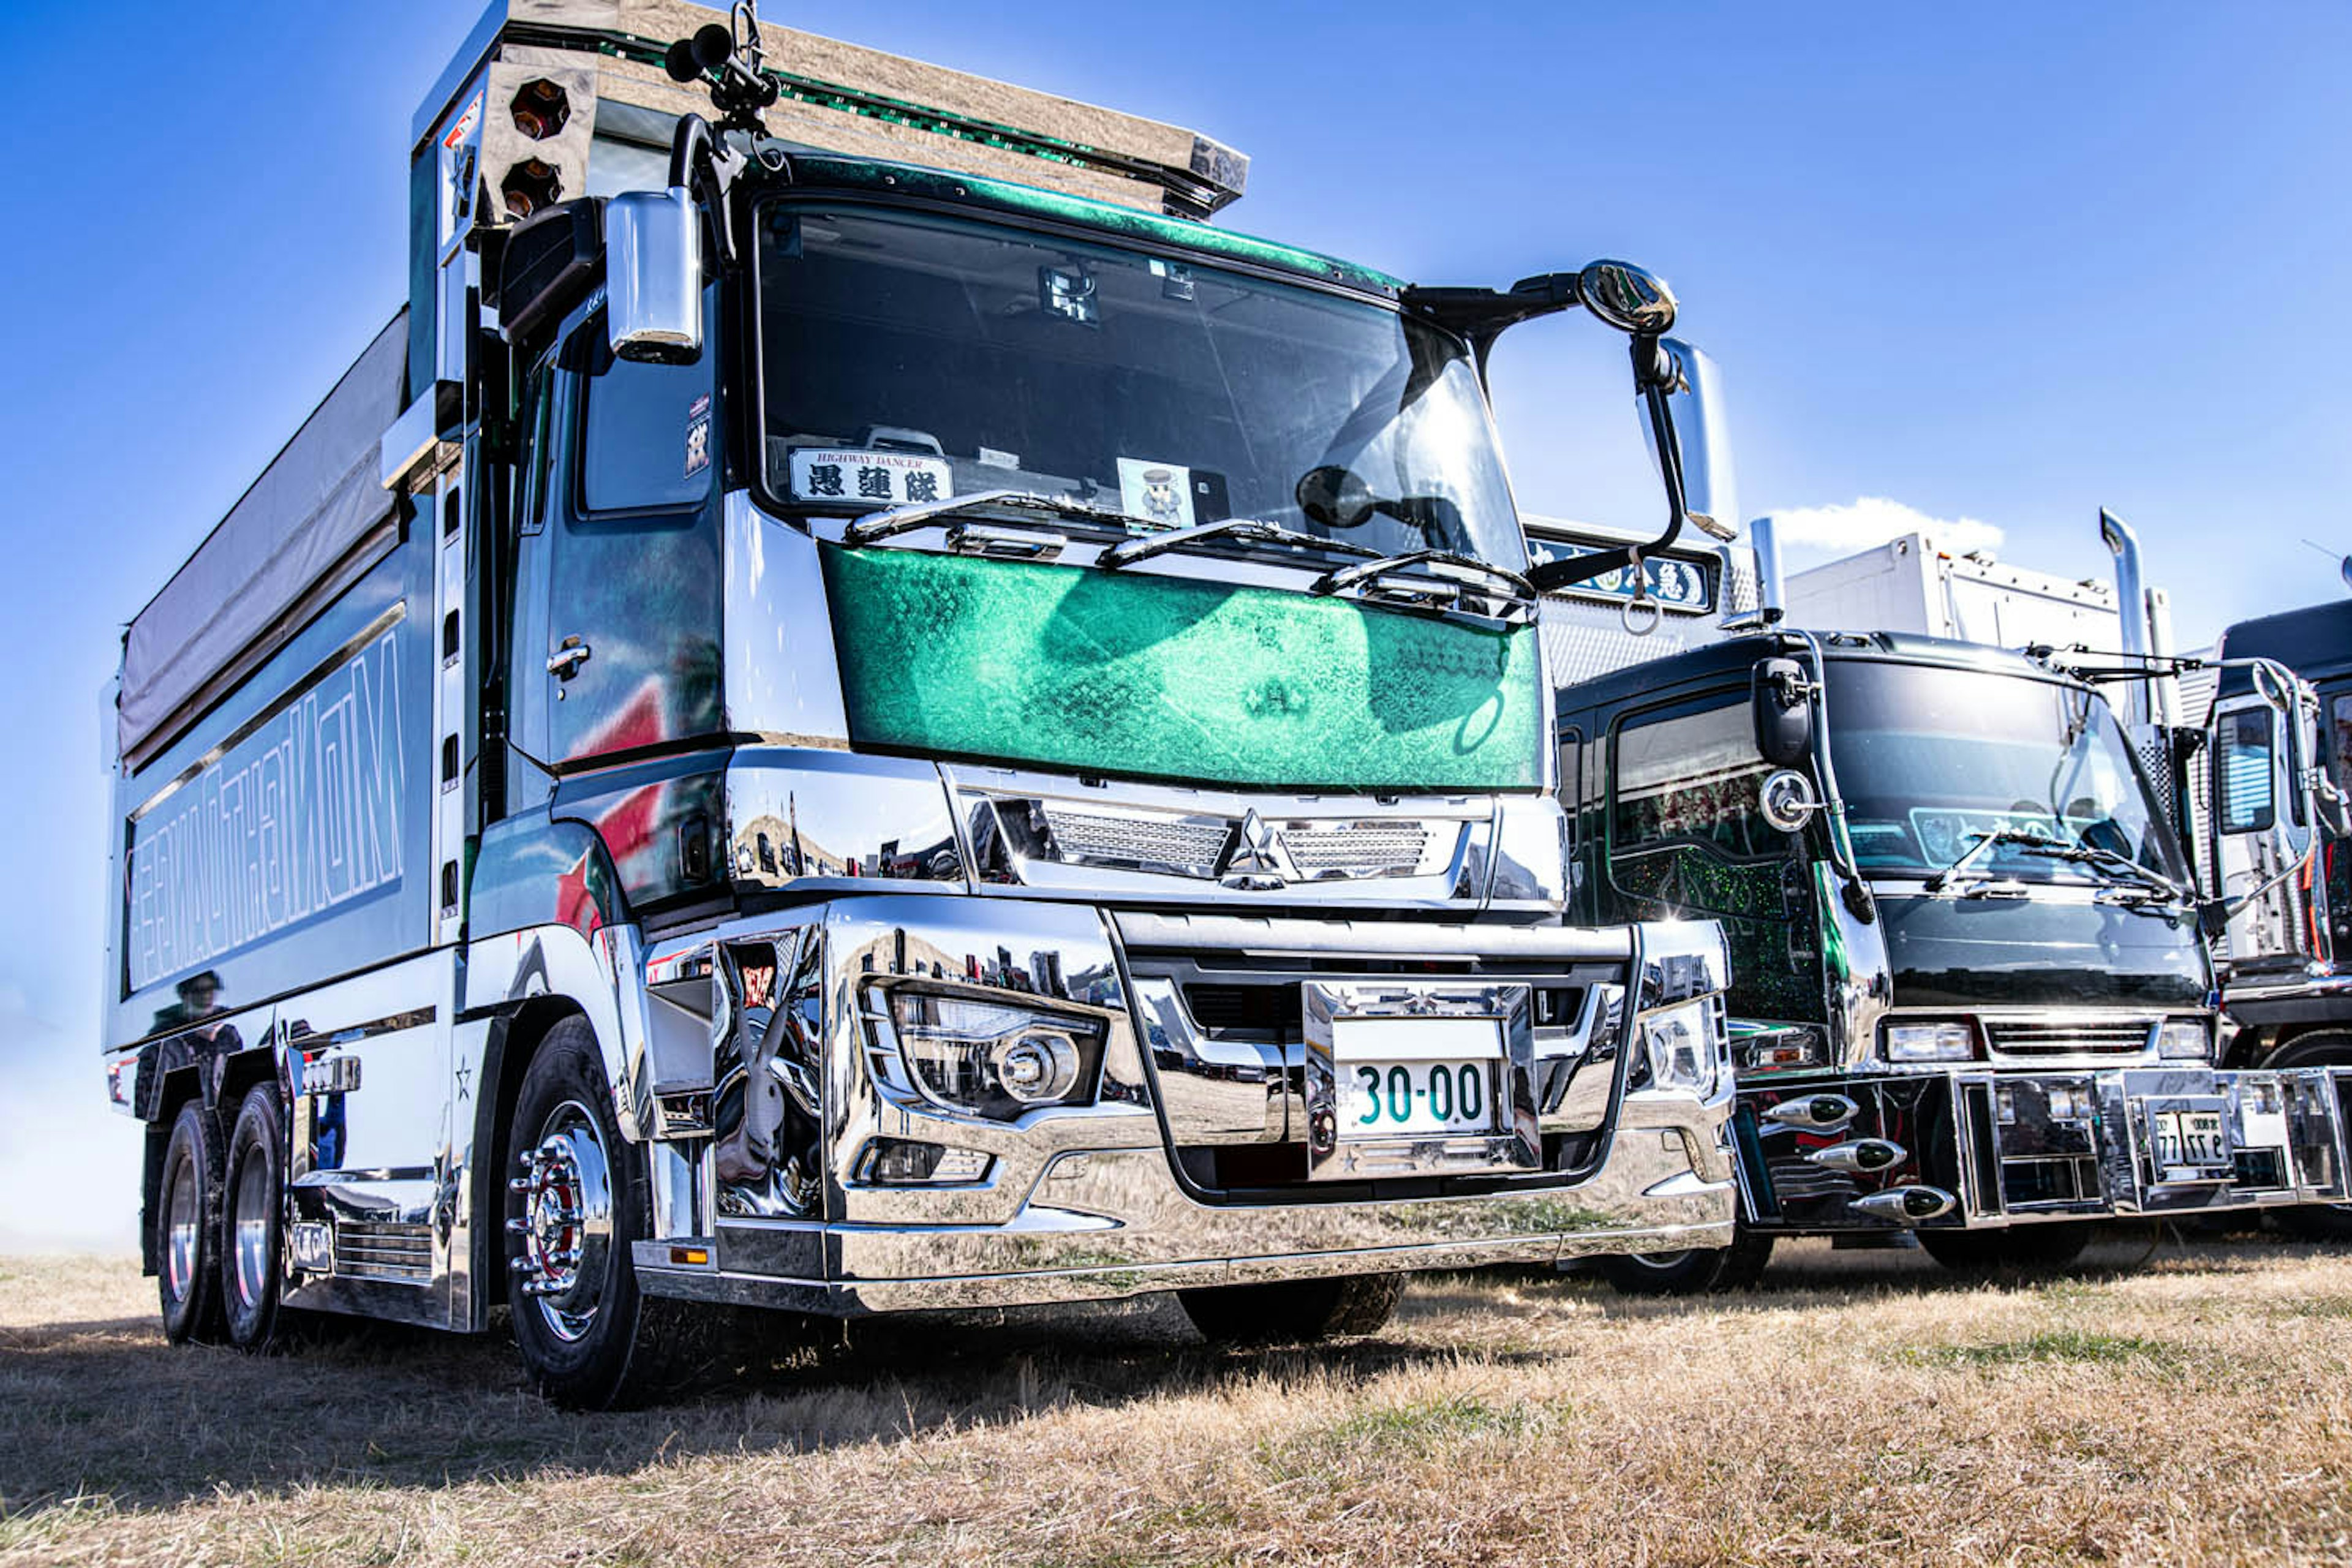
[1331,1016,1502,1138]
[2152,1106,2230,1172]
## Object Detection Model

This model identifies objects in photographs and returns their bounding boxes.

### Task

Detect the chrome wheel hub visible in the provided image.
[231,1156,272,1310]
[507,1101,614,1342]
[164,1156,200,1304]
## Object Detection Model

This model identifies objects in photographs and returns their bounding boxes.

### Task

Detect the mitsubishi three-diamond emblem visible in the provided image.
[1219,809,1286,891]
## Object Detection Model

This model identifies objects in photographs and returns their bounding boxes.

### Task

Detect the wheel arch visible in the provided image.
[471,995,592,1313]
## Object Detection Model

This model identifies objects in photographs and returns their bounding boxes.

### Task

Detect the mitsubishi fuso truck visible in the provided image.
[102,1,1740,1406]
[1530,511,2351,1292]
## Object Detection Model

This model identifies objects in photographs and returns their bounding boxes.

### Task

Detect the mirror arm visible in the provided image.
[1527,343,1689,591]
[668,113,755,273]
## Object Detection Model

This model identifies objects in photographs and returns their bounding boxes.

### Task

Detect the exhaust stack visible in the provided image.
[2099,508,2154,728]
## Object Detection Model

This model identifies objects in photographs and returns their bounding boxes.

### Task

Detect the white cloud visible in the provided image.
[1766,496,2005,563]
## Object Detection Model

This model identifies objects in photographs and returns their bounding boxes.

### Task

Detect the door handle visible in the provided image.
[546,641,590,679]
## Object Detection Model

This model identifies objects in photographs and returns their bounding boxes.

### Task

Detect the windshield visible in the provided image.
[1826,662,2185,886]
[756,203,1525,569]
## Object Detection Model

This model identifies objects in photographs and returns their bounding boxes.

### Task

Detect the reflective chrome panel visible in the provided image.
[720,493,851,748]
[943,764,1503,909]
[724,747,965,891]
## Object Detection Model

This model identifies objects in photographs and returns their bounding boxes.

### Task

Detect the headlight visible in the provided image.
[1883,1020,1978,1063]
[1642,1000,1719,1096]
[876,987,1102,1118]
[2157,1019,2211,1060]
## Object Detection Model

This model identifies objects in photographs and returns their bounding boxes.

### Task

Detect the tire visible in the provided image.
[2267,1034,2352,1242]
[1598,1226,1776,1296]
[155,1099,227,1344]
[1919,1221,2093,1278]
[506,1016,725,1409]
[221,1082,288,1351]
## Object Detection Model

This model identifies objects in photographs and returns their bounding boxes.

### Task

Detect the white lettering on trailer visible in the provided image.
[126,628,407,992]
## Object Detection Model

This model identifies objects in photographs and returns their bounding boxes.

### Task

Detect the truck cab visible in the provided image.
[103,1,1746,1405]
[1551,619,2351,1288]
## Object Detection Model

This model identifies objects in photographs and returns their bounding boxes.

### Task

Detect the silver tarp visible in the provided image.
[116,311,408,766]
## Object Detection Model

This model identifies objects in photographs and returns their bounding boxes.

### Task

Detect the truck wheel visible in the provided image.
[506,1016,722,1409]
[1177,1272,1406,1344]
[221,1082,287,1351]
[1597,1226,1775,1296]
[156,1099,227,1344]
[1919,1222,2092,1278]
[2267,1034,2352,1242]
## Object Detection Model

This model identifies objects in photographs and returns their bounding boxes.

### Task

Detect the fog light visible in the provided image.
[2158,1020,2211,1060]
[1885,1020,1977,1063]
[2045,1084,2089,1121]
[862,1139,993,1186]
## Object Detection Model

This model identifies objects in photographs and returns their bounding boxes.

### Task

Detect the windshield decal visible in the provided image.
[1115,458,1195,532]
[788,448,952,507]
[819,544,1542,791]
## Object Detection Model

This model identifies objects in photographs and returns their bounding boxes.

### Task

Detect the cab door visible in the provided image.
[2211,695,2315,974]
[1605,690,1822,1025]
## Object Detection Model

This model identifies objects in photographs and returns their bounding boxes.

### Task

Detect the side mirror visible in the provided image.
[1654,339,1738,544]
[606,187,704,363]
[1758,769,1822,834]
[1752,657,1814,768]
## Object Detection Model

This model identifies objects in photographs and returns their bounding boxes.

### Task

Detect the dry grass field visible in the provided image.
[5,1234,2352,1566]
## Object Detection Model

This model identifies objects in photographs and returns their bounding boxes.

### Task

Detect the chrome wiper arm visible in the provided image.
[1923,827,2045,892]
[1310,550,1535,610]
[1098,515,1379,571]
[843,489,1147,546]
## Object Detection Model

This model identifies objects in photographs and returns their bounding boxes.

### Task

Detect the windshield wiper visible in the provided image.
[1310,550,1535,616]
[2013,839,2189,905]
[1098,515,1379,571]
[842,488,1153,546]
[1923,827,2051,892]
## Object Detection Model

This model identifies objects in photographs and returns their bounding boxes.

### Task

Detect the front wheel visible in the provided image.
[506,1017,725,1409]
[1177,1273,1406,1344]
[1918,1221,2093,1278]
[1597,1227,1775,1296]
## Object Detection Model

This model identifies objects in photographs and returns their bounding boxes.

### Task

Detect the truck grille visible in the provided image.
[1038,804,1229,875]
[334,1221,433,1282]
[1985,1019,2156,1056]
[1278,823,1431,878]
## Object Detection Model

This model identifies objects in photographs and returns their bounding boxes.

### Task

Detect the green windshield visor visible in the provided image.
[820,545,1544,792]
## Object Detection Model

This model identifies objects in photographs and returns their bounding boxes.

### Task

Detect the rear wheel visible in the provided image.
[1598,1226,1776,1296]
[156,1099,226,1344]
[506,1016,726,1408]
[221,1082,288,1351]
[1919,1221,2093,1278]
[2268,1034,2352,1242]
[1177,1273,1406,1344]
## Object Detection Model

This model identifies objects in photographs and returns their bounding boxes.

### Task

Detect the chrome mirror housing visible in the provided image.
[1656,339,1737,543]
[606,187,704,363]
[1578,260,1678,336]
[1758,768,1822,834]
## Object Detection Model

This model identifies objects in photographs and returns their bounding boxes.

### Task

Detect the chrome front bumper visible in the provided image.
[629,896,1737,1314]
[1736,1065,2352,1232]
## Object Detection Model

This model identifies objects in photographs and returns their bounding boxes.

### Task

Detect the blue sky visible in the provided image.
[4,0,2348,1246]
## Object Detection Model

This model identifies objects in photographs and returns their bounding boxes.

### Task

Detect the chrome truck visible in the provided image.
[1533,513,2351,1293]
[2193,596,2352,1237]
[102,1,1738,1406]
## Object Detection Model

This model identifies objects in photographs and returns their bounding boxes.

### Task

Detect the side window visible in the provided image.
[1611,696,1776,861]
[2215,707,2275,834]
[577,323,715,514]
[2329,694,2352,792]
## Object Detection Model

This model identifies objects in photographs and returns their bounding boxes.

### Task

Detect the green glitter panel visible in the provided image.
[819,545,1542,791]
